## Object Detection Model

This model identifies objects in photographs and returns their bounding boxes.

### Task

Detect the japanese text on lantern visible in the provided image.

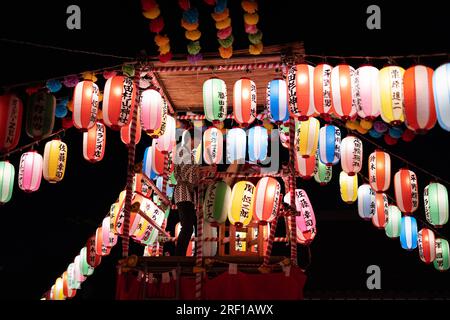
[410,173,418,208]
[352,139,362,168]
[288,66,298,114]
[56,143,66,179]
[94,124,104,159]
[119,78,134,125]
[390,69,403,111]
[90,85,99,123]
[323,69,332,111]
[6,98,20,144]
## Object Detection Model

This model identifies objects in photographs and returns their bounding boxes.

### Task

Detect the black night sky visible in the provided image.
[0,0,449,301]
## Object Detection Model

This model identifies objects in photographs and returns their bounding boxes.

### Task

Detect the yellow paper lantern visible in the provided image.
[340,171,358,204]
[228,181,255,227]
[295,117,320,158]
[379,66,405,125]
[43,139,67,183]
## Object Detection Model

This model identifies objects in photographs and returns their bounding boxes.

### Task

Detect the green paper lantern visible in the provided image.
[26,91,56,139]
[434,238,450,271]
[204,181,231,224]
[424,182,449,227]
[385,205,402,238]
[314,154,332,186]
[0,161,14,204]
[203,78,227,123]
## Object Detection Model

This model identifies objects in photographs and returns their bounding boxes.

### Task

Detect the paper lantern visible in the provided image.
[203,127,223,165]
[357,184,375,220]
[83,122,106,163]
[313,63,333,119]
[80,247,95,276]
[253,177,281,224]
[120,108,142,145]
[62,271,76,299]
[156,115,176,153]
[54,277,65,300]
[67,263,79,290]
[331,64,357,120]
[203,77,227,123]
[267,79,289,123]
[26,91,56,139]
[204,181,231,224]
[203,222,218,257]
[340,136,363,175]
[0,94,23,152]
[368,150,391,192]
[379,66,405,125]
[18,151,43,192]
[233,78,256,126]
[226,127,246,163]
[72,80,99,130]
[140,89,164,134]
[287,64,315,120]
[248,126,268,163]
[418,228,436,264]
[143,146,157,179]
[95,227,111,256]
[403,65,436,133]
[433,63,450,131]
[294,117,320,158]
[400,216,418,250]
[0,161,14,204]
[371,192,388,229]
[339,171,358,204]
[155,175,174,198]
[175,222,195,256]
[385,205,402,238]
[318,124,341,166]
[86,236,102,268]
[152,140,175,175]
[284,190,317,244]
[394,168,419,214]
[295,150,316,179]
[434,238,450,271]
[43,139,67,183]
[228,180,255,227]
[355,66,381,120]
[103,76,136,130]
[102,216,117,248]
[314,152,332,185]
[424,182,448,227]
[148,98,168,138]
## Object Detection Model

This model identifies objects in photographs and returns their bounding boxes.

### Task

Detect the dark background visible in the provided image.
[0,0,449,300]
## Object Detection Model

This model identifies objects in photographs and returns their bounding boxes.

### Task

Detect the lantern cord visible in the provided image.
[0,128,69,160]
[357,172,448,241]
[332,119,450,187]
[301,52,449,61]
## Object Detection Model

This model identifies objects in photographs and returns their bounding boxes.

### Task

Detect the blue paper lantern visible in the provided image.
[143,146,157,179]
[433,63,450,132]
[357,184,376,220]
[156,175,174,199]
[318,124,341,166]
[267,79,289,123]
[248,126,268,163]
[400,216,418,250]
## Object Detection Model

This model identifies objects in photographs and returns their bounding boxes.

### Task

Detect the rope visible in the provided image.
[288,117,298,266]
[176,113,267,120]
[145,62,283,73]
[195,184,205,300]
[263,217,278,266]
[158,153,169,256]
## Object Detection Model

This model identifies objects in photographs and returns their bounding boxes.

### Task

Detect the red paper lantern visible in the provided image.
[368,150,391,192]
[83,122,106,163]
[103,76,136,130]
[72,81,99,131]
[394,168,419,214]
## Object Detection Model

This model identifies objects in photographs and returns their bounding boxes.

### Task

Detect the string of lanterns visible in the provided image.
[241,0,263,55]
[178,0,203,63]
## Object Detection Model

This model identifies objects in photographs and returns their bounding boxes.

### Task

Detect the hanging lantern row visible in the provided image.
[178,0,203,63]
[241,0,263,55]
[209,0,234,59]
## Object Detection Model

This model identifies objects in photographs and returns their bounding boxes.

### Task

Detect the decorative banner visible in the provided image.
[340,136,363,176]
[368,150,391,192]
[294,117,320,158]
[356,65,381,120]
[253,177,281,224]
[403,65,436,133]
[433,63,450,132]
[141,89,163,134]
[357,184,376,220]
[228,180,255,227]
[385,205,402,238]
[287,64,315,120]
[226,127,246,164]
[103,76,136,130]
[0,161,14,204]
[295,150,316,179]
[331,64,357,120]
[203,181,231,224]
[175,222,195,256]
[248,125,268,163]
[400,216,418,250]
[233,78,256,126]
[318,124,341,166]
[73,80,99,131]
[203,78,227,123]
[339,171,358,204]
[314,152,332,185]
[203,127,223,165]
[26,91,56,139]
[43,139,67,183]
[267,79,289,123]
[0,94,23,152]
[18,151,43,193]
[156,115,176,153]
[434,238,450,271]
[371,192,388,229]
[313,63,333,120]
[418,228,436,264]
[379,66,405,125]
[86,236,102,268]
[394,168,419,214]
[83,122,106,163]
[424,182,448,227]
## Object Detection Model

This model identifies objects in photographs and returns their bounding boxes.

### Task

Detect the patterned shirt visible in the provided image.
[174,148,199,204]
